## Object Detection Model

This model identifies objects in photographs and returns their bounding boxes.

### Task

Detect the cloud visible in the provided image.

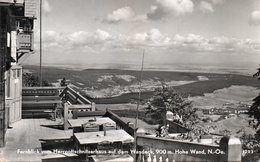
[37,29,112,49]
[133,28,171,46]
[180,34,205,44]
[37,29,260,55]
[131,14,147,22]
[199,1,214,13]
[103,6,137,24]
[44,31,57,41]
[249,10,260,26]
[68,29,112,48]
[42,0,52,14]
[205,36,260,53]
[147,0,194,20]
[211,0,225,5]
[106,29,171,50]
[197,0,226,14]
[68,31,89,46]
[171,34,260,54]
[103,0,227,23]
[93,29,111,41]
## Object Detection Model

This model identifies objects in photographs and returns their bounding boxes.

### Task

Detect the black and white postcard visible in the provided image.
[0,0,260,161]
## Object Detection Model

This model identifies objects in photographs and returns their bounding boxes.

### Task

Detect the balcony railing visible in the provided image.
[60,86,92,105]
[22,86,95,119]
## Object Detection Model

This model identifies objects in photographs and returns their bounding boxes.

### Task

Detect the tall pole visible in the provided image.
[134,50,145,162]
[39,0,42,86]
[134,49,145,130]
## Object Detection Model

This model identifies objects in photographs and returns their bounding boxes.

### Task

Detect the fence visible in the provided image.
[22,87,64,118]
[22,86,95,119]
[135,134,242,162]
[104,110,135,137]
[60,86,93,105]
[72,109,242,162]
[62,86,96,130]
[63,103,96,130]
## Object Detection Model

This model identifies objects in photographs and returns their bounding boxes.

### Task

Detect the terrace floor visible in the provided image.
[0,118,74,162]
[0,118,134,162]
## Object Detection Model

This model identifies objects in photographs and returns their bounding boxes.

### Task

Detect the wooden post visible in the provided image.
[64,103,69,130]
[143,146,149,162]
[136,145,144,162]
[91,102,95,111]
[0,7,7,147]
[103,124,106,136]
[72,110,78,119]
[220,136,242,162]
[127,122,134,128]
[134,131,138,162]
[135,128,147,162]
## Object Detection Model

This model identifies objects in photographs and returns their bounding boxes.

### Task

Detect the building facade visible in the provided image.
[0,0,36,146]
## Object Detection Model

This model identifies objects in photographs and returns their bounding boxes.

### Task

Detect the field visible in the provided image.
[190,85,259,109]
[202,114,256,136]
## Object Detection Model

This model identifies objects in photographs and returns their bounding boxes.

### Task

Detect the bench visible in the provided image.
[22,87,64,119]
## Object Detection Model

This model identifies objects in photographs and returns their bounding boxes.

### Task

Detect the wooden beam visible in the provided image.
[64,103,69,130]
[0,7,7,147]
[0,3,23,7]
[105,110,135,137]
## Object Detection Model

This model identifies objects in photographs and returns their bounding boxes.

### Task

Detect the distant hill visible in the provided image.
[23,65,260,104]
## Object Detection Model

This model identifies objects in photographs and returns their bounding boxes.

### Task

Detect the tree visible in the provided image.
[249,66,260,130]
[145,86,197,125]
[245,66,260,161]
[22,72,52,87]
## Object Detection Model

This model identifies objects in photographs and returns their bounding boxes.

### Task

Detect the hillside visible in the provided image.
[23,65,260,104]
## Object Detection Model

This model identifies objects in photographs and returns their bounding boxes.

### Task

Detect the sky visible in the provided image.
[23,0,260,73]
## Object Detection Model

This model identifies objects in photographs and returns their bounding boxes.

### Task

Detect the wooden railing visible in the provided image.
[22,87,64,118]
[64,108,135,136]
[63,103,96,130]
[22,86,95,119]
[104,110,135,137]
[135,135,242,162]
[22,86,64,96]
[73,111,106,117]
[60,86,92,105]
[61,86,96,130]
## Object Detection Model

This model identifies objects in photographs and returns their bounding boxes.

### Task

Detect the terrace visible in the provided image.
[0,86,243,162]
[0,0,245,161]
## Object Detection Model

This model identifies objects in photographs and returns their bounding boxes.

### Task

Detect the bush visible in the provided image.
[23,72,52,87]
